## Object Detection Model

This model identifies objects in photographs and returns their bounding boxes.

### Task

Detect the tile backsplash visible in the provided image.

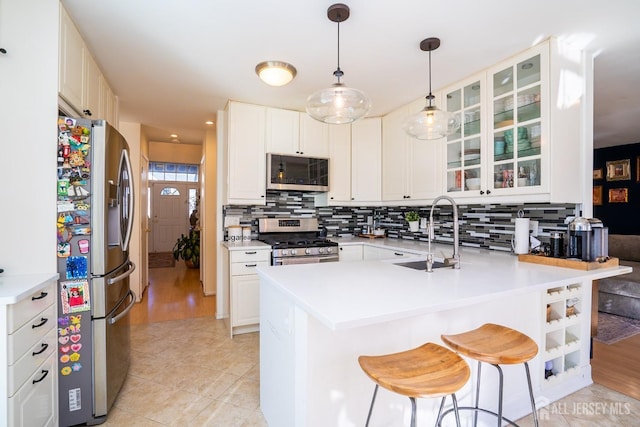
[223,191,578,252]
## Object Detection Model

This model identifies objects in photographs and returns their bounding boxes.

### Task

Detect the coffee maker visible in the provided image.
[567,217,608,261]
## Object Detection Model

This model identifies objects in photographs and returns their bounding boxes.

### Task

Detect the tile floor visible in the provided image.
[104,316,640,426]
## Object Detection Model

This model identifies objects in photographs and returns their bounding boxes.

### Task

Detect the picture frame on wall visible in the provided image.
[609,188,629,203]
[606,159,631,181]
[593,168,603,180]
[593,185,603,206]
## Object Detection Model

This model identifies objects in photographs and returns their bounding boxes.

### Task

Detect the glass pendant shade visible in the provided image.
[306,82,371,124]
[403,104,460,140]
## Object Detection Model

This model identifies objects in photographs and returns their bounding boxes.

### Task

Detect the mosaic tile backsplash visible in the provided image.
[223,191,579,252]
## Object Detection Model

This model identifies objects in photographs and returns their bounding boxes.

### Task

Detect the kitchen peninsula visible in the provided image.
[257,241,631,427]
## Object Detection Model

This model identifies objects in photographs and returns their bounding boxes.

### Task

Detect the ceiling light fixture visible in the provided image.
[305,3,371,124]
[403,37,460,140]
[255,61,297,86]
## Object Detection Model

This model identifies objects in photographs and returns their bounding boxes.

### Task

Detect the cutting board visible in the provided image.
[518,254,619,270]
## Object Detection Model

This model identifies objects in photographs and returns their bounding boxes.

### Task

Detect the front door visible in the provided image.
[151,182,188,252]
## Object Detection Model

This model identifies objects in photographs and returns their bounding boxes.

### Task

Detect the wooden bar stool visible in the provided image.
[358,342,470,427]
[441,323,539,427]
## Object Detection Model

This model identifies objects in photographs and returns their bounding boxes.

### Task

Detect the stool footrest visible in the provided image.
[440,406,520,427]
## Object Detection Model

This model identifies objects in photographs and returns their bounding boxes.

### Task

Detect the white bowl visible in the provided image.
[373,228,385,236]
[466,178,480,190]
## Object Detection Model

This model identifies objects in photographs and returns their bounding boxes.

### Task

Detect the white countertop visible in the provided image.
[0,273,59,304]
[257,241,632,330]
[221,240,271,251]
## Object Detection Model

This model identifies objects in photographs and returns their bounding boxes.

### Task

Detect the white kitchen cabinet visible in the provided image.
[83,53,101,118]
[265,108,300,154]
[299,114,330,157]
[382,99,442,202]
[1,278,57,427]
[225,101,267,204]
[58,6,85,112]
[338,244,363,262]
[437,38,586,203]
[542,283,586,387]
[327,124,352,204]
[351,118,382,203]
[227,248,271,336]
[100,75,118,127]
[362,245,421,261]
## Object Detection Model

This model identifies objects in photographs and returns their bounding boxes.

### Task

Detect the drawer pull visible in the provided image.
[32,343,49,356]
[245,251,257,255]
[394,252,404,256]
[32,369,49,384]
[32,317,48,329]
[245,264,257,267]
[32,291,48,301]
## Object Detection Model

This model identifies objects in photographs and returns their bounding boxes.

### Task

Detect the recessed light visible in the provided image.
[170,134,178,138]
[255,61,297,86]
[205,121,214,125]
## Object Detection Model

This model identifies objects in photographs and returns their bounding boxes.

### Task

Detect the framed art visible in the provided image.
[593,168,603,180]
[609,187,628,203]
[606,159,631,181]
[593,185,603,206]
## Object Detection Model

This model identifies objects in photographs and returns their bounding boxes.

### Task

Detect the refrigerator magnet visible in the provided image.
[65,257,88,279]
[78,239,89,254]
[57,242,71,258]
[57,180,69,196]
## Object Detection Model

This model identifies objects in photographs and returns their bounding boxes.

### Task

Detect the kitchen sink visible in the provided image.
[395,260,448,271]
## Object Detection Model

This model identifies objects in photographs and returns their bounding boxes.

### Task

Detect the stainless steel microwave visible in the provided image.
[266,153,329,192]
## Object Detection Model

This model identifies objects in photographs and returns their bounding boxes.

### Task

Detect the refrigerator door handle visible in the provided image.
[120,149,135,252]
[109,290,136,325]
[107,261,136,286]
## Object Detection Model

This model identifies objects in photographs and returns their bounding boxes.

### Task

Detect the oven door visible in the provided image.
[274,254,339,266]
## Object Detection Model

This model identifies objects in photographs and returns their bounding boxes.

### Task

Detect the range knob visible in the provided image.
[318,247,325,254]
[305,248,311,255]
[290,249,297,256]
[326,247,333,253]
[281,249,288,256]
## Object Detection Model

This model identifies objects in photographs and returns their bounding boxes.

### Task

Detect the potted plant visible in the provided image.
[405,211,420,232]
[173,228,200,268]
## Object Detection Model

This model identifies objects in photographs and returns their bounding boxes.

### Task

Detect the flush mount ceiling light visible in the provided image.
[255,61,297,86]
[305,3,371,125]
[403,37,460,140]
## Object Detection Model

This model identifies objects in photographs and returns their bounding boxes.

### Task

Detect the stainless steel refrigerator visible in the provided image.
[56,117,136,426]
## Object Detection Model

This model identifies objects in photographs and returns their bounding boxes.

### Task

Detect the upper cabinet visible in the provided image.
[327,124,352,204]
[351,118,382,203]
[265,109,329,158]
[437,38,587,204]
[382,98,442,202]
[58,6,118,126]
[225,101,267,205]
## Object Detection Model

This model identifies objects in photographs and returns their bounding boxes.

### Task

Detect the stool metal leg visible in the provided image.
[524,362,539,427]
[494,364,504,427]
[451,393,462,427]
[365,384,379,427]
[409,397,417,427]
[473,361,482,427]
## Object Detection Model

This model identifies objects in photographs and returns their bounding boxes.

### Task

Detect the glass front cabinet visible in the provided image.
[439,38,585,203]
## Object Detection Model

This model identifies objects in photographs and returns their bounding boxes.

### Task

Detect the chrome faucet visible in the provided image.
[427,195,460,272]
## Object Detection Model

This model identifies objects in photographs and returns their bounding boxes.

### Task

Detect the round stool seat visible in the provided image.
[441,323,538,365]
[358,342,470,399]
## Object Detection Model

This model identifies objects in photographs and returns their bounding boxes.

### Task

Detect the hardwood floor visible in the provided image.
[592,329,640,400]
[129,261,216,325]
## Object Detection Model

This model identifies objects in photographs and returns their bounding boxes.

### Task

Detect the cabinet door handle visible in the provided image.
[32,317,48,329]
[32,369,49,384]
[245,264,257,267]
[339,247,343,251]
[245,251,257,254]
[486,189,491,195]
[394,252,404,256]
[32,291,48,301]
[32,343,49,356]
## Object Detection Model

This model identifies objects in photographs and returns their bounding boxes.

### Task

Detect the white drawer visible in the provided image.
[8,304,56,365]
[8,354,56,427]
[7,281,56,333]
[8,327,56,396]
[230,249,271,263]
[231,260,269,276]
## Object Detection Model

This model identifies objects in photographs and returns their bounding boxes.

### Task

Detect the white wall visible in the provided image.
[201,129,217,296]
[148,141,202,164]
[0,0,59,274]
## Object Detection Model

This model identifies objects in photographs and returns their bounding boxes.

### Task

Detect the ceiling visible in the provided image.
[62,0,640,148]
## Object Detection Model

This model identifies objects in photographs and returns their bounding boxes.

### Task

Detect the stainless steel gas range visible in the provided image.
[258,218,339,265]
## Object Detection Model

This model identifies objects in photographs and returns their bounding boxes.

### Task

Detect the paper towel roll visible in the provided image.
[513,218,530,254]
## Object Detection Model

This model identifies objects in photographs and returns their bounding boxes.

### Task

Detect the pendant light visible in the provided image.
[306,3,371,125]
[403,37,460,140]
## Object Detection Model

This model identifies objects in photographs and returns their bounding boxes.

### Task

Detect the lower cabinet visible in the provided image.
[363,246,421,261]
[228,248,271,337]
[1,278,57,427]
[338,245,363,262]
